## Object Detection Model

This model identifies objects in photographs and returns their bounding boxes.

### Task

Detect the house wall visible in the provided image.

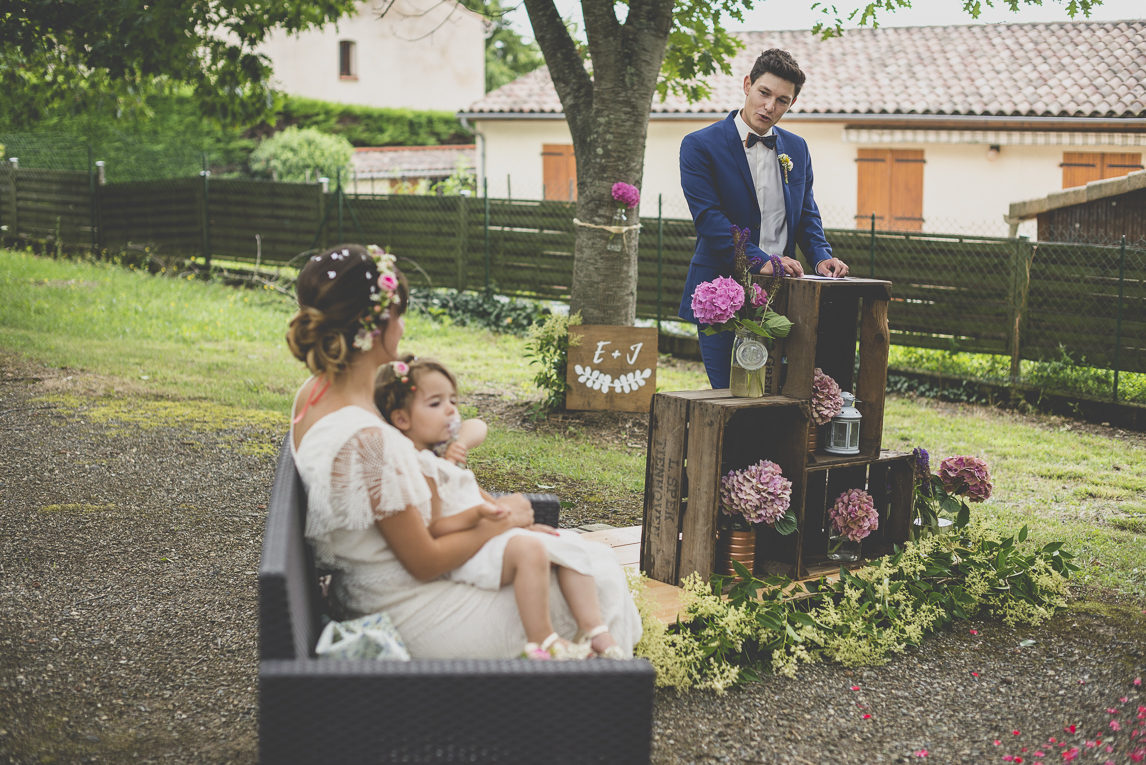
[259,0,485,113]
[473,115,1086,237]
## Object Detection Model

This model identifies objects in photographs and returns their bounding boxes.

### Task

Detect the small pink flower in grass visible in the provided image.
[972,672,980,677]
[1085,742,1096,748]
[1130,748,1146,763]
[1109,708,1120,714]
[970,629,979,635]
[1015,730,1023,736]
[1111,721,1122,732]
[863,714,872,719]
[994,741,1002,746]
[1022,748,1028,752]
[1048,739,1055,743]
[1033,752,1045,758]
[851,686,861,691]
[1003,756,1014,762]
[914,750,928,758]
[1064,725,1076,734]
[1061,748,1079,762]
[1122,697,1130,703]
[1136,677,1143,686]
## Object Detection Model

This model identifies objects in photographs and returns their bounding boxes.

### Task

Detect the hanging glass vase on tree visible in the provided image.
[607,182,640,252]
[690,226,794,397]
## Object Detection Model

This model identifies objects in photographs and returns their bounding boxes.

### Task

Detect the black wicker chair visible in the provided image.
[259,435,655,764]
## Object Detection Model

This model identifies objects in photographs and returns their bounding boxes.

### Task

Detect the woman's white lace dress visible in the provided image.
[292,406,642,659]
[417,449,596,591]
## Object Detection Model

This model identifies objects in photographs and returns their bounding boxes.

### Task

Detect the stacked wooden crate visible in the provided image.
[641,277,914,583]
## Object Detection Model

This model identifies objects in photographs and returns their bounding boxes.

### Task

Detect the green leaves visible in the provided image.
[773,507,798,536]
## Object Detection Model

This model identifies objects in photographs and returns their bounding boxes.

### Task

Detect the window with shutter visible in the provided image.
[541,144,577,201]
[1061,152,1142,188]
[855,149,924,231]
[339,41,357,79]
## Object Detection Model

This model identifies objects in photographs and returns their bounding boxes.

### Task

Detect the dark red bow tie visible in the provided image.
[746,133,777,150]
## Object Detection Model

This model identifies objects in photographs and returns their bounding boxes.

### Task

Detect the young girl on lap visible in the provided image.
[375,356,622,659]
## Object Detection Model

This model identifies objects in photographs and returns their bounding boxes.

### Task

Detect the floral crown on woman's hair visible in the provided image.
[338,244,400,352]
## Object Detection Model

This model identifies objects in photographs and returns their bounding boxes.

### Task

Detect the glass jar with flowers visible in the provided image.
[690,226,793,397]
[607,182,640,252]
[717,459,797,579]
[910,448,993,540]
[809,368,843,454]
[827,488,879,562]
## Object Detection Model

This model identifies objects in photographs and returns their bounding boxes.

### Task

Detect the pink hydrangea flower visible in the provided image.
[830,489,879,542]
[720,459,792,525]
[691,276,745,326]
[751,283,769,307]
[811,368,844,425]
[611,182,640,208]
[937,456,993,502]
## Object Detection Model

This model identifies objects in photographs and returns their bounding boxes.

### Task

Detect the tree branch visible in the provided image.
[522,0,592,120]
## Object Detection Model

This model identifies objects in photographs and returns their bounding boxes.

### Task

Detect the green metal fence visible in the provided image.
[1,164,1143,392]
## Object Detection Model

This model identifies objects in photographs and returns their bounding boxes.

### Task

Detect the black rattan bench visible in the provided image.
[258,434,655,764]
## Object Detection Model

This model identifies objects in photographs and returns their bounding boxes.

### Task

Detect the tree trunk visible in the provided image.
[524,0,673,325]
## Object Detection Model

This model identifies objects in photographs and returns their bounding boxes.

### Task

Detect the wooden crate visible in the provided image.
[641,276,911,584]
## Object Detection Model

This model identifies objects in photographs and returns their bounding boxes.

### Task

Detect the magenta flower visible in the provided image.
[830,488,879,542]
[751,283,769,307]
[811,368,844,426]
[691,276,745,326]
[937,456,993,502]
[720,459,792,525]
[611,182,640,209]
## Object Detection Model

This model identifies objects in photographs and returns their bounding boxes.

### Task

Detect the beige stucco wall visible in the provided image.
[474,114,1085,237]
[259,0,485,113]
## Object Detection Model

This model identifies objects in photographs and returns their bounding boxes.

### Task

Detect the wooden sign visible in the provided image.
[565,325,658,413]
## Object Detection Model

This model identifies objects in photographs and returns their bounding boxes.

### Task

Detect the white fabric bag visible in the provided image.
[315,611,411,661]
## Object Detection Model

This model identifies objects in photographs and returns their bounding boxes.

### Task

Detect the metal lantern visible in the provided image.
[823,391,862,455]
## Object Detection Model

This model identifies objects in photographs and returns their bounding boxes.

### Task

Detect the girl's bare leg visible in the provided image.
[556,567,618,654]
[501,536,556,644]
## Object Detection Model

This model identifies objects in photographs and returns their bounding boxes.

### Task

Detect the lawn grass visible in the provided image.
[3,247,1143,596]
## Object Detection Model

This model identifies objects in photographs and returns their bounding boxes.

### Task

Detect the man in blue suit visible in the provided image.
[678,48,848,389]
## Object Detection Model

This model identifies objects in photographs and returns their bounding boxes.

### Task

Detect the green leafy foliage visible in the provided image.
[656,0,751,102]
[269,96,472,147]
[1,0,359,126]
[475,0,544,92]
[432,158,478,196]
[633,521,1077,693]
[410,288,550,337]
[248,126,353,183]
[523,312,582,411]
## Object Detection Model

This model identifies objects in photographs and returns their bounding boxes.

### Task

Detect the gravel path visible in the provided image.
[1,356,1143,764]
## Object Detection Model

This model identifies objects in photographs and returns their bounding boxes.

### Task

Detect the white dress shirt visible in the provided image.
[734,111,788,258]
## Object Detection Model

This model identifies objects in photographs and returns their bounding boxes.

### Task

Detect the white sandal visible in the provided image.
[522,632,559,660]
[576,625,625,659]
[523,632,591,661]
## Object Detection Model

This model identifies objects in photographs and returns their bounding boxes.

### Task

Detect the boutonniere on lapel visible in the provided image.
[778,154,793,184]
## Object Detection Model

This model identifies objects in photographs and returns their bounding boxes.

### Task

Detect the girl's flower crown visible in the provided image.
[389,360,415,392]
[351,245,401,352]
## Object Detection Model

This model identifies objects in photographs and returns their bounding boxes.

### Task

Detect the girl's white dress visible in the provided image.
[291,405,642,659]
[417,449,595,591]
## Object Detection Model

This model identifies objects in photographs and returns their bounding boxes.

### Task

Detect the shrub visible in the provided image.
[249,126,353,183]
[410,288,548,336]
[272,96,472,147]
[524,312,582,411]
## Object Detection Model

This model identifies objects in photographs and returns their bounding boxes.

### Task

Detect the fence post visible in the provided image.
[8,158,17,239]
[657,194,664,333]
[88,144,97,251]
[1008,235,1033,393]
[456,192,468,291]
[337,169,344,243]
[507,174,512,201]
[869,213,876,278]
[200,153,211,270]
[483,178,491,290]
[1113,235,1126,402]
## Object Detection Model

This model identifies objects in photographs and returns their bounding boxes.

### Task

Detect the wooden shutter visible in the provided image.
[541,144,577,201]
[855,149,890,229]
[889,150,925,232]
[1062,152,1101,188]
[1101,152,1143,179]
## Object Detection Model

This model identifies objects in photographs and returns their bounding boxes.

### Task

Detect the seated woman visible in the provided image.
[286,243,642,659]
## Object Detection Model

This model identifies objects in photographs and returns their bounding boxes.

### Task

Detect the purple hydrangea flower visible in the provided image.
[830,488,879,542]
[691,276,745,326]
[611,182,640,209]
[938,456,993,503]
[811,368,843,426]
[912,447,932,496]
[720,460,792,525]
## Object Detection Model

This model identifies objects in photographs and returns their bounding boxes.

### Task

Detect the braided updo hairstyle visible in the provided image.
[286,243,409,374]
[374,355,458,426]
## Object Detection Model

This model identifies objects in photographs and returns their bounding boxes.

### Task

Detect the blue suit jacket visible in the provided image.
[677,110,833,323]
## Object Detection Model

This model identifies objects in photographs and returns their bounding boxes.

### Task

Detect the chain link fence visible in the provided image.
[2,132,1143,402]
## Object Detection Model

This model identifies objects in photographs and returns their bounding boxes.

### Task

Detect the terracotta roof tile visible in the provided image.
[466,21,1146,118]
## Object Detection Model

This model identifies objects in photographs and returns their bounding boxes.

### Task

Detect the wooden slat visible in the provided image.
[857,295,890,456]
[676,398,725,585]
[641,393,689,584]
